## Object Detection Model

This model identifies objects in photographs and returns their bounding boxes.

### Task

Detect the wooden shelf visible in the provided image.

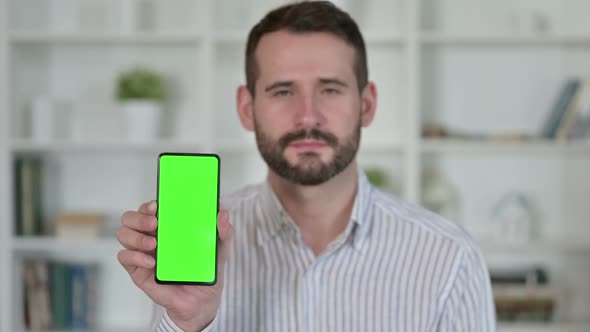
[480,240,590,256]
[364,31,404,46]
[213,30,404,46]
[12,237,120,252]
[420,138,590,154]
[11,139,205,154]
[214,31,248,45]
[498,321,590,332]
[420,33,590,46]
[10,32,202,44]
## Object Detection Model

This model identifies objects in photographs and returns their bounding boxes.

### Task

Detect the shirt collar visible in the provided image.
[256,168,374,253]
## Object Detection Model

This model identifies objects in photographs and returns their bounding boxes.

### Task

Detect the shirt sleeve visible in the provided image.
[151,303,218,332]
[436,242,497,331]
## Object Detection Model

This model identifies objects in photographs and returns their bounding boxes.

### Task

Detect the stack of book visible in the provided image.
[491,267,557,322]
[23,260,98,330]
[54,213,106,239]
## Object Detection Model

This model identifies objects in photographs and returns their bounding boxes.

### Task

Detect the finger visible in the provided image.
[117,249,156,272]
[138,200,157,216]
[216,210,234,268]
[121,210,157,234]
[116,226,157,251]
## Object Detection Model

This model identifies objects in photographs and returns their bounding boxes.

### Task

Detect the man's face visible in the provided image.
[250,31,365,185]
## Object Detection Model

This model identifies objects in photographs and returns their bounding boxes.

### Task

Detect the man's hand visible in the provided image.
[116,200,233,331]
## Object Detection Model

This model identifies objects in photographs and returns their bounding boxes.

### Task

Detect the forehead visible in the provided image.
[254,30,356,82]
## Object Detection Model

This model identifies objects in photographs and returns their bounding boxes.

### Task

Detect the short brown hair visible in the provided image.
[245,1,368,96]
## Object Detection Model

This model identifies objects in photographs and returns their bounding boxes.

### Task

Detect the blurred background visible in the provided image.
[1,0,590,331]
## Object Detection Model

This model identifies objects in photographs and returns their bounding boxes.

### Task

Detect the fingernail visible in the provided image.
[145,256,155,267]
[220,211,229,228]
[149,200,157,212]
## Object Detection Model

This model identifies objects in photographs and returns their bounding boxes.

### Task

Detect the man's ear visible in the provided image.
[237,85,255,131]
[360,81,377,127]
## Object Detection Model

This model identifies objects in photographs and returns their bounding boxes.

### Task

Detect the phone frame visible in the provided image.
[154,152,220,285]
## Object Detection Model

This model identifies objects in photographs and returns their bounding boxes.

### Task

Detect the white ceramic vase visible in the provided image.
[122,100,162,143]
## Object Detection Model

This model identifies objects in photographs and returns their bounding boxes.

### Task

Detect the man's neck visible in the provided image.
[267,162,358,256]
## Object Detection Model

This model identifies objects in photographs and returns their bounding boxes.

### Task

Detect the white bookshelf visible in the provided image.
[10,32,204,45]
[420,33,590,46]
[1,0,590,331]
[421,138,590,154]
[499,321,590,332]
[11,139,207,154]
[12,237,121,252]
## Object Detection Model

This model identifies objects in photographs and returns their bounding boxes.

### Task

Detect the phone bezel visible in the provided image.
[154,152,220,285]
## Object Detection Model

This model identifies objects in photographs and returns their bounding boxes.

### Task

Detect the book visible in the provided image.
[14,157,45,236]
[490,267,548,285]
[556,79,590,141]
[541,79,581,139]
[54,213,106,238]
[493,284,557,322]
[50,263,69,329]
[23,260,53,330]
[566,81,590,140]
[23,262,39,330]
[23,260,99,330]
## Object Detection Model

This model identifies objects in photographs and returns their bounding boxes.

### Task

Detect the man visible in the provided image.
[116,1,496,331]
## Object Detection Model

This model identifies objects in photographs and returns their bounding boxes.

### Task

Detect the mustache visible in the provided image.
[279,128,338,150]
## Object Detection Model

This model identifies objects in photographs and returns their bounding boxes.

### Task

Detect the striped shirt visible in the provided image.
[154,170,496,331]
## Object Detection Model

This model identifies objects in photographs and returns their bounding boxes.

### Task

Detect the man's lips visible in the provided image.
[288,139,328,149]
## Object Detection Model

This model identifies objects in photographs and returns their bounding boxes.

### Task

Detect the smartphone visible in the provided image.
[155,152,220,285]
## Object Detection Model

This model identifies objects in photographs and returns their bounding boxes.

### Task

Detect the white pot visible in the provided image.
[121,100,162,143]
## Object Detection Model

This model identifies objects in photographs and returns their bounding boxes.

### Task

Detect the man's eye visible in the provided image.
[274,90,291,97]
[323,88,340,95]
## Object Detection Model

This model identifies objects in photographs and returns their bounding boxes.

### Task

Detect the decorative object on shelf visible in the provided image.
[421,168,461,224]
[54,213,106,239]
[508,9,551,35]
[116,66,167,143]
[422,124,448,138]
[491,266,557,322]
[119,0,139,34]
[364,167,400,195]
[489,191,535,244]
[120,0,156,34]
[77,0,110,32]
[365,167,387,188]
[30,96,74,142]
[30,96,54,141]
[136,0,156,31]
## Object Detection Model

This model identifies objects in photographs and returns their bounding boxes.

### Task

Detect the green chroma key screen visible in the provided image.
[156,153,220,285]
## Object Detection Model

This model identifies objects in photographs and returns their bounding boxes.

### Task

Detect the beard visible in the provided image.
[254,115,361,186]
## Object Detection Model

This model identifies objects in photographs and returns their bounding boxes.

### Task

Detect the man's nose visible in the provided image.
[294,92,326,129]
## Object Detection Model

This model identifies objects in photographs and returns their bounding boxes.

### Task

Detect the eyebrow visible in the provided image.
[264,81,293,92]
[263,77,349,92]
[319,78,349,87]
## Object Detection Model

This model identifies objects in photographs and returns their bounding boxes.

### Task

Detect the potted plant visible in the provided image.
[365,167,387,188]
[116,66,166,142]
